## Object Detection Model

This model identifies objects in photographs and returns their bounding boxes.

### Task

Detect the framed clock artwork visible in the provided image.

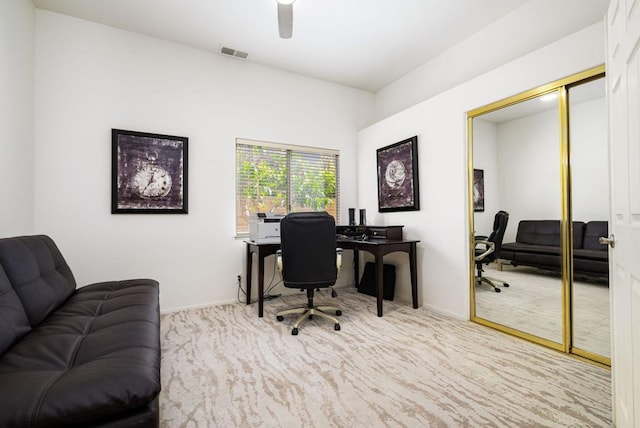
[111,129,188,214]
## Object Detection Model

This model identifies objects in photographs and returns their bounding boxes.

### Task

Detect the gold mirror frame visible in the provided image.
[466,65,609,366]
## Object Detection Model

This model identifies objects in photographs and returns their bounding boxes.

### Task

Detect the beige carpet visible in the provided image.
[160,288,611,427]
[475,265,610,357]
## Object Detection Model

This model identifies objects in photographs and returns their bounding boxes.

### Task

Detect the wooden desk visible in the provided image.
[245,238,419,318]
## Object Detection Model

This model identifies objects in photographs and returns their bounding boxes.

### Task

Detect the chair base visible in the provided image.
[476,276,510,292]
[276,305,341,335]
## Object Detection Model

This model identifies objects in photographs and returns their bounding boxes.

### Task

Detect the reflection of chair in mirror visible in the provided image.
[475,210,510,292]
[276,211,342,335]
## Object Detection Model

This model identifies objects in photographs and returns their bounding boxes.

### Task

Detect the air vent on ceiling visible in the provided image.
[219,46,249,60]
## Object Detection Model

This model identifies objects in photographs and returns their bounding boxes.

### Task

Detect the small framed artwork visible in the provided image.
[112,129,188,214]
[377,136,420,212]
[473,168,485,212]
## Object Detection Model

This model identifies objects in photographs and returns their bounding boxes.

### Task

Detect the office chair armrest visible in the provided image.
[474,240,495,261]
[276,249,283,272]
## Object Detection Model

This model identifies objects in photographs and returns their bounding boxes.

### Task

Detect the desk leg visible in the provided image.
[409,242,418,309]
[375,252,384,317]
[246,246,252,305]
[353,250,360,289]
[258,252,265,318]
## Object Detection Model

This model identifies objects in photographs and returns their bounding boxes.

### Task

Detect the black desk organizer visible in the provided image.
[336,225,402,300]
[336,225,367,239]
[336,225,403,240]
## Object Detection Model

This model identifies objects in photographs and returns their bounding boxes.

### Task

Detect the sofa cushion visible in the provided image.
[515,220,561,246]
[572,221,586,249]
[0,265,31,356]
[0,279,161,427]
[501,242,562,256]
[573,257,609,276]
[514,220,587,248]
[0,235,76,327]
[583,221,608,251]
[573,248,609,262]
[512,252,562,270]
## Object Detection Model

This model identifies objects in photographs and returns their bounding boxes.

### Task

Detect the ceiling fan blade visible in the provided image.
[277,3,293,39]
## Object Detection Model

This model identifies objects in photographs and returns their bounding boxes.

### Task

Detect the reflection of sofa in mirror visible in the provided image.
[500,220,608,278]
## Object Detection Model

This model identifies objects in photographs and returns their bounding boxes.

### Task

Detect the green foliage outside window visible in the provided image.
[238,148,287,213]
[236,143,338,235]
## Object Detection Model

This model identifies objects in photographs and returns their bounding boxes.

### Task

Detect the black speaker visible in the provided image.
[358,262,396,301]
[359,209,367,225]
[348,208,356,225]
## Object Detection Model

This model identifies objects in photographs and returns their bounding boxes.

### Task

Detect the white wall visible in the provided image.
[497,108,562,242]
[0,0,35,236]
[570,97,608,222]
[34,10,373,311]
[357,22,605,320]
[471,120,499,236]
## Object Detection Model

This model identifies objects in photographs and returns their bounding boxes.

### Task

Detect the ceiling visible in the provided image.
[32,0,608,92]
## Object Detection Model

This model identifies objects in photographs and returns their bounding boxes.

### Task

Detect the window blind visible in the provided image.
[236,139,339,236]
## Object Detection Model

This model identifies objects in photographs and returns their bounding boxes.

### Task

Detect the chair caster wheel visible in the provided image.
[494,288,501,293]
[334,324,340,331]
[309,314,313,320]
[503,283,510,287]
[292,328,299,335]
[331,289,337,297]
[277,315,284,321]
[336,310,342,316]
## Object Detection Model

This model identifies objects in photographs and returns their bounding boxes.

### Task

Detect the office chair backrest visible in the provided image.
[486,210,509,262]
[280,211,337,288]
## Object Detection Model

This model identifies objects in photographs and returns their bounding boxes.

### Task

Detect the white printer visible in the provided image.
[249,213,285,243]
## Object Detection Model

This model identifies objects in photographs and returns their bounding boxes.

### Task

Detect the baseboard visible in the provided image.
[161,298,238,314]
[161,285,353,314]
[422,303,468,321]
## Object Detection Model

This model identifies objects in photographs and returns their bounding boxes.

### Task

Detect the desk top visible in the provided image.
[246,237,419,247]
[337,237,419,244]
[337,238,419,254]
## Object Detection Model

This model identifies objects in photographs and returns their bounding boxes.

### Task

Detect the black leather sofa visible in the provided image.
[500,220,608,278]
[0,235,161,427]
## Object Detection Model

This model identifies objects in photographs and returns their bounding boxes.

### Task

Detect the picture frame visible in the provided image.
[376,136,420,212]
[112,129,188,214]
[473,168,485,212]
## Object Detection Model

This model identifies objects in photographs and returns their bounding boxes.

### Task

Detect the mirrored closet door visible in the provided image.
[467,66,610,365]
[471,92,563,346]
[568,77,610,361]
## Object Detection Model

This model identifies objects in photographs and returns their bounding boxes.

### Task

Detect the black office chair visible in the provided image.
[275,211,342,335]
[475,210,510,292]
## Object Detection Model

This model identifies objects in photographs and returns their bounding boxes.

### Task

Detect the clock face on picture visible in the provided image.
[131,163,172,199]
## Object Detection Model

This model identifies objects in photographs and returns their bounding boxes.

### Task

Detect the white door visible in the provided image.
[607,0,640,426]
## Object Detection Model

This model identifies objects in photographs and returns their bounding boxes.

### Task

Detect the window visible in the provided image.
[236,138,339,236]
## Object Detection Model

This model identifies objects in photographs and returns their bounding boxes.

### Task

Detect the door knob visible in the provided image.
[598,234,615,248]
